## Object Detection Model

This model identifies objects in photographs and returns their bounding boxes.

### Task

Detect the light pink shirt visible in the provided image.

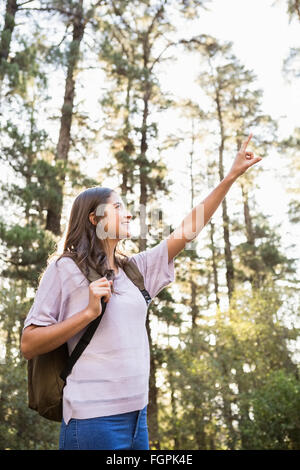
[23,239,175,424]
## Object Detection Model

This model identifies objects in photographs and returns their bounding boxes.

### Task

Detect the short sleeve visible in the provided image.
[128,238,175,299]
[23,261,62,330]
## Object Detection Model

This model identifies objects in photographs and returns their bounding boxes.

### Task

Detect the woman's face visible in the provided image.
[94,192,132,241]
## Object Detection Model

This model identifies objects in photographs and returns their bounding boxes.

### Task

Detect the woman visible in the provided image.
[21,133,261,450]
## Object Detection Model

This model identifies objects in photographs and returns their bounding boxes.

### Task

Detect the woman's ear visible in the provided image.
[89,212,97,226]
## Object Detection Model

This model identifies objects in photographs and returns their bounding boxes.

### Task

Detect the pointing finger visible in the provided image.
[241,133,253,152]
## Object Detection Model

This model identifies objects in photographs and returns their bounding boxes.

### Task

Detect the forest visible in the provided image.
[0,0,299,450]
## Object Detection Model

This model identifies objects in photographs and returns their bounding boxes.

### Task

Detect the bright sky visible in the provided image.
[156,0,300,266]
[169,0,300,137]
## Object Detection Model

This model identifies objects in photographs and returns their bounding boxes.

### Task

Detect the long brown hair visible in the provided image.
[51,187,129,293]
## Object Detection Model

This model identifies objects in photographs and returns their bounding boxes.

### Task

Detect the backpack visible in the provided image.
[27,260,151,422]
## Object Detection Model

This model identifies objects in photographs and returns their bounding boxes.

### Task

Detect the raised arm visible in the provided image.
[166,134,262,262]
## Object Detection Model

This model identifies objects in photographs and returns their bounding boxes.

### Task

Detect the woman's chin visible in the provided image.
[119,229,131,239]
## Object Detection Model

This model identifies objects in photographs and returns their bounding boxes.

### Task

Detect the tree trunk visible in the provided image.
[190,276,198,328]
[215,310,237,449]
[0,0,18,65]
[239,180,264,290]
[138,85,150,251]
[0,0,18,104]
[234,363,252,449]
[120,77,135,197]
[166,347,180,450]
[218,356,237,449]
[188,119,199,331]
[215,89,234,300]
[139,29,160,446]
[241,183,255,245]
[209,220,220,306]
[146,315,160,449]
[46,1,85,235]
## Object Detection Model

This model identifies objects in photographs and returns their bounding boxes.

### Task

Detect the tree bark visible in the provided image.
[46,1,85,235]
[0,0,18,65]
[146,314,160,449]
[240,180,262,289]
[138,85,150,251]
[215,89,234,300]
[209,220,220,306]
[166,346,180,450]
[138,28,161,449]
[120,78,134,197]
[241,183,255,246]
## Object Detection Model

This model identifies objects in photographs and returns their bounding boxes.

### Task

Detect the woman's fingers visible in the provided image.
[93,277,112,287]
[92,286,112,302]
[240,133,253,152]
[245,151,254,160]
[247,156,262,167]
[90,278,114,302]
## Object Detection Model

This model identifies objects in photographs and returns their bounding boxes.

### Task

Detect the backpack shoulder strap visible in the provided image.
[86,265,103,282]
[60,298,107,382]
[123,259,152,306]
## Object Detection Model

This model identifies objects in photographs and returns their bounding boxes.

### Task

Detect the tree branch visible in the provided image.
[149,40,176,73]
[147,0,167,37]
[18,0,35,6]
[111,0,134,34]
[19,6,77,18]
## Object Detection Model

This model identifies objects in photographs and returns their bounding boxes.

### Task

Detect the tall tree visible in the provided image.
[94,0,210,448]
[44,0,87,234]
[0,1,102,448]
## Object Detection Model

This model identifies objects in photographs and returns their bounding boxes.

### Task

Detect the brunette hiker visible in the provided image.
[21,134,261,450]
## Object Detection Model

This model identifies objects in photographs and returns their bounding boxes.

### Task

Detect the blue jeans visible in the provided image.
[59,405,149,450]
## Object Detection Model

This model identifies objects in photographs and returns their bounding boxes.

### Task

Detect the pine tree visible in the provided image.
[0,2,100,448]
[93,0,210,448]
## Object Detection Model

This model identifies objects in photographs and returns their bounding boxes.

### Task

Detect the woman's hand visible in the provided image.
[227,133,262,180]
[86,277,113,320]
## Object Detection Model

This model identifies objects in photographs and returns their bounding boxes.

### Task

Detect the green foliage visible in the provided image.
[241,370,300,449]
[158,286,300,450]
[0,281,60,450]
[0,358,60,450]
